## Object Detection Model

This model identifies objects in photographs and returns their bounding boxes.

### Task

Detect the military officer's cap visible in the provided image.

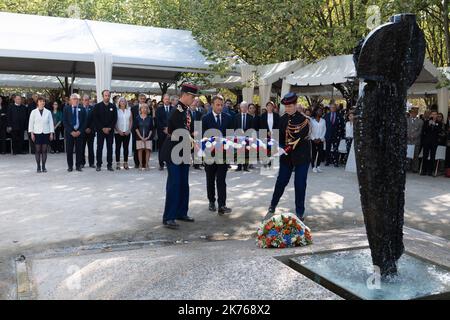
[180,83,199,96]
[281,92,298,105]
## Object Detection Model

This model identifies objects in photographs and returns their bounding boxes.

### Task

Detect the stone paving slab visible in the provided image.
[25,227,449,300]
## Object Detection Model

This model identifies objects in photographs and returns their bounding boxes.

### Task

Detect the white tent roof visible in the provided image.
[211,60,303,89]
[287,55,440,87]
[0,74,177,93]
[286,55,356,87]
[0,12,212,82]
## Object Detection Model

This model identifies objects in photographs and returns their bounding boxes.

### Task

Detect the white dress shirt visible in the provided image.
[345,121,354,139]
[28,108,55,134]
[212,111,222,125]
[310,117,326,141]
[116,108,132,133]
[267,112,274,132]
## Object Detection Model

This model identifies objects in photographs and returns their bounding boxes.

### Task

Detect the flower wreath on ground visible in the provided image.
[257,213,313,249]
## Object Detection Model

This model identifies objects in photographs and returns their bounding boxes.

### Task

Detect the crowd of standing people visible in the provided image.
[0,92,449,178]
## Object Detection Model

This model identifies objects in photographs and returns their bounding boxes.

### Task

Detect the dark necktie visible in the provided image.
[332,113,336,125]
[216,114,221,128]
[72,107,77,128]
[243,114,246,130]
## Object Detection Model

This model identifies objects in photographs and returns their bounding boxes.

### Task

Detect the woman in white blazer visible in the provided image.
[28,97,54,173]
[310,106,327,173]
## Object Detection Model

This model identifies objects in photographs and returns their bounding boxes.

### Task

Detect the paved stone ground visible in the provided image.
[0,153,449,299]
[22,227,450,299]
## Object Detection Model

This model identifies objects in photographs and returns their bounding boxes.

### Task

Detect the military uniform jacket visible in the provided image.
[279,111,311,166]
[160,101,193,164]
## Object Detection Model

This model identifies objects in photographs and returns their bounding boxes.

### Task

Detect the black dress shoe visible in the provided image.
[243,168,250,172]
[218,206,232,215]
[89,165,96,168]
[37,167,42,173]
[235,167,242,172]
[42,167,47,173]
[209,202,217,212]
[96,166,101,172]
[159,166,164,171]
[163,220,180,229]
[193,165,202,170]
[67,168,73,172]
[178,216,195,222]
[325,162,330,167]
[76,167,83,172]
[81,164,85,168]
[107,166,114,172]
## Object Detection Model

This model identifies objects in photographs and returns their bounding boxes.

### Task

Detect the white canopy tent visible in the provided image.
[284,55,448,114]
[0,74,178,94]
[0,12,214,100]
[211,60,303,106]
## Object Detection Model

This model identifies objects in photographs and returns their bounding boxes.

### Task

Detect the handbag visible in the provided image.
[338,139,347,153]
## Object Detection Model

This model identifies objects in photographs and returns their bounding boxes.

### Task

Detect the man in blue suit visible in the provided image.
[324,102,345,167]
[63,94,87,172]
[202,95,234,215]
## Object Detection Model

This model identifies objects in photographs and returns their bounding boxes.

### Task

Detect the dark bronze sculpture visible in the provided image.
[353,14,426,278]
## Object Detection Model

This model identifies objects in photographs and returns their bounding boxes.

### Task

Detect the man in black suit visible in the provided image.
[6,95,27,155]
[93,90,117,171]
[155,94,173,170]
[81,95,95,168]
[63,94,87,172]
[189,97,203,169]
[324,102,345,167]
[202,95,234,215]
[233,101,254,171]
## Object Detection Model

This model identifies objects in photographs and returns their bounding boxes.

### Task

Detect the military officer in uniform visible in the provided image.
[161,84,199,229]
[267,92,311,221]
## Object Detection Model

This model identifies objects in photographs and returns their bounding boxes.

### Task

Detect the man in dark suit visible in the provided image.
[189,98,204,169]
[81,95,95,168]
[233,101,254,171]
[155,94,173,170]
[63,94,87,172]
[93,90,117,171]
[202,95,234,215]
[6,95,27,155]
[324,102,345,167]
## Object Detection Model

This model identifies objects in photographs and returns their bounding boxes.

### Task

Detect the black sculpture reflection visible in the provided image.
[353,14,425,278]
